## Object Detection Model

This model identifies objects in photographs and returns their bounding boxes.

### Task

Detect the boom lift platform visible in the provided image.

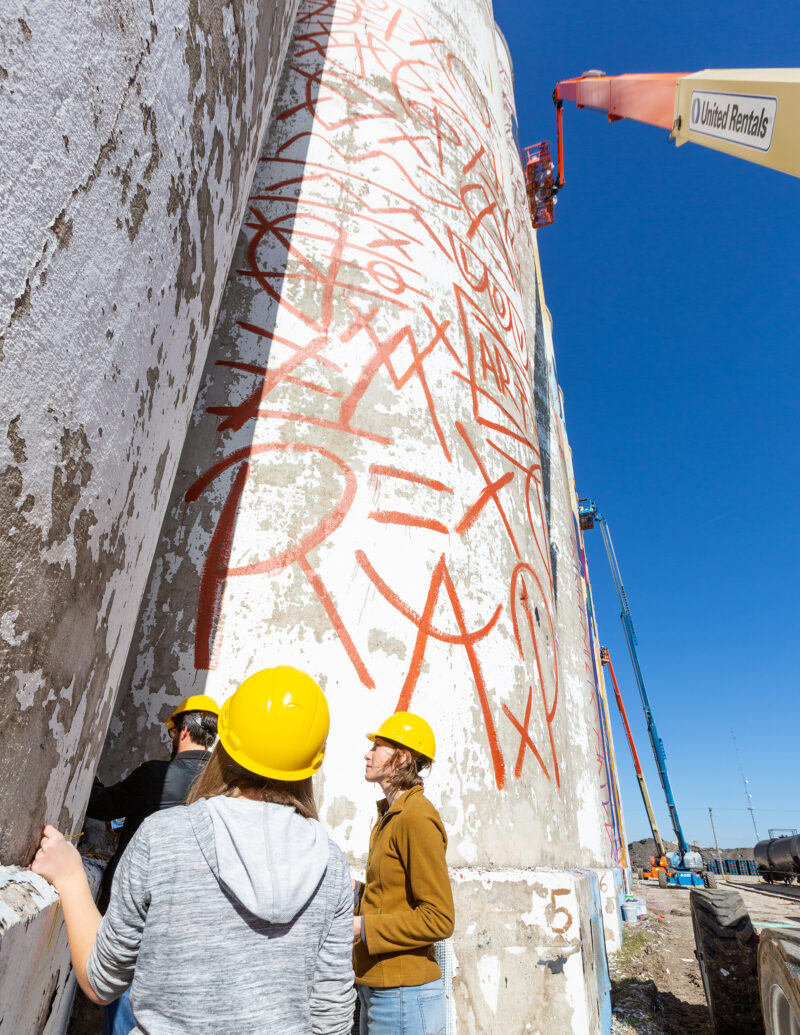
[580,499,705,888]
[524,68,800,228]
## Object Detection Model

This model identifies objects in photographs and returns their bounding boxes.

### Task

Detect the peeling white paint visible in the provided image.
[0,866,57,933]
[43,681,87,832]
[595,867,625,955]
[14,668,43,711]
[457,839,478,865]
[477,954,500,1014]
[1,0,302,866]
[1,2,302,1026]
[0,609,27,646]
[106,0,624,880]
[0,859,103,1033]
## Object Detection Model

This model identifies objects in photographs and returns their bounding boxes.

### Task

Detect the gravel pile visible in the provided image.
[628,838,754,871]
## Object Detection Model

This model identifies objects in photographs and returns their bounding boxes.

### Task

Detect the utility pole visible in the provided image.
[732,729,759,841]
[709,807,728,883]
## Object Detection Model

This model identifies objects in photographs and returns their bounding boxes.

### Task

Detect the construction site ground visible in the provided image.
[610,875,800,1033]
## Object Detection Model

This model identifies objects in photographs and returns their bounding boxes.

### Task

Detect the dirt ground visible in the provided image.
[610,876,800,1034]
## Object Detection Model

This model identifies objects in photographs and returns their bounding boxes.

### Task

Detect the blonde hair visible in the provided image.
[186,743,317,820]
[381,742,432,794]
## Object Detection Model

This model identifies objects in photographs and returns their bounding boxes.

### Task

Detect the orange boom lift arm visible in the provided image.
[600,646,669,882]
[525,68,800,228]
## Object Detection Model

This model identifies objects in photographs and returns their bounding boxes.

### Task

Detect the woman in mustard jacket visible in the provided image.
[353,712,455,1035]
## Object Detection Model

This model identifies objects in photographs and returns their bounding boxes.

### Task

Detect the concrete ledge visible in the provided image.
[0,865,58,934]
[592,867,626,956]
[444,867,610,1034]
[0,859,103,1035]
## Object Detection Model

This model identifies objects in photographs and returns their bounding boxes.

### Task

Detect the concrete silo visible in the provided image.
[0,0,299,1028]
[101,0,627,1029]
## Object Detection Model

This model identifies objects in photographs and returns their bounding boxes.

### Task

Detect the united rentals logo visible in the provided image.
[689,90,777,152]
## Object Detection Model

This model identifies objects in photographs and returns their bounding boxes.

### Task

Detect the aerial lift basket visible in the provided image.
[523,142,557,228]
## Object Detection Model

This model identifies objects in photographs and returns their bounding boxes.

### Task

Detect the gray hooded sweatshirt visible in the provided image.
[86,797,355,1034]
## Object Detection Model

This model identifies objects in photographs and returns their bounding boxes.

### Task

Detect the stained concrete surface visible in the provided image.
[0,0,299,867]
[0,860,102,1035]
[0,0,300,865]
[0,1,301,1029]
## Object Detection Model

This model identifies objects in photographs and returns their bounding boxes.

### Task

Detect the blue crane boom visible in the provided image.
[579,498,696,870]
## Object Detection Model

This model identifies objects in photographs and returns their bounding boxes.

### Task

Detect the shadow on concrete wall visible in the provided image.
[95,0,334,785]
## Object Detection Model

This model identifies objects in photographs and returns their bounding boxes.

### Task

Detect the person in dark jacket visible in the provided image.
[86,693,219,1035]
[88,693,220,907]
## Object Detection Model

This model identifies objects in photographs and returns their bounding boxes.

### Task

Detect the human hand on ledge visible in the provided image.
[31,825,84,893]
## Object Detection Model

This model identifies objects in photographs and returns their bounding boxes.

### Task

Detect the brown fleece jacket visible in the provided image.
[354,785,455,987]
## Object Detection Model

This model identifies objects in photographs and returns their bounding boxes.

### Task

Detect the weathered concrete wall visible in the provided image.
[104,0,620,868]
[449,867,610,1034]
[0,860,102,1035]
[100,0,624,1028]
[599,867,626,956]
[0,2,300,1029]
[532,293,629,946]
[0,0,300,867]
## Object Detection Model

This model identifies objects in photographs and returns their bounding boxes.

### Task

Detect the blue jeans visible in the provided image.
[358,979,446,1035]
[101,988,135,1035]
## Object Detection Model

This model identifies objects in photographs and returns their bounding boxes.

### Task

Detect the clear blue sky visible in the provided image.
[493,0,800,850]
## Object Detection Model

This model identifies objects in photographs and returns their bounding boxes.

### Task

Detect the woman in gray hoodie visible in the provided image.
[32,666,355,1034]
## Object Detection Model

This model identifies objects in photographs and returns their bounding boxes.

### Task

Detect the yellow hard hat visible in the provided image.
[165,694,220,732]
[217,667,329,781]
[367,711,436,761]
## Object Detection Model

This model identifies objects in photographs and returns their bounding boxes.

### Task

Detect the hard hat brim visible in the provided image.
[164,693,220,730]
[365,712,436,761]
[365,731,434,761]
[218,724,326,781]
